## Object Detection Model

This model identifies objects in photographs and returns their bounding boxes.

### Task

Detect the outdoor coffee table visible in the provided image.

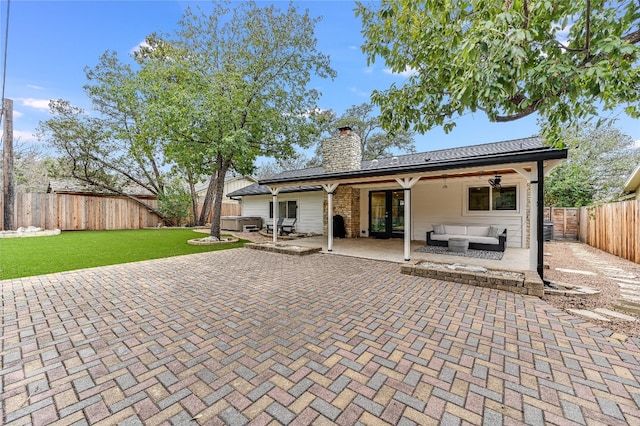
[448,238,469,254]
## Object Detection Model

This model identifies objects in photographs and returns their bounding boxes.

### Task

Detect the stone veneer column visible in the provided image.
[323,186,360,238]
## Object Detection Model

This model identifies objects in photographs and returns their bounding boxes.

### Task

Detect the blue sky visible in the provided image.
[1,0,638,156]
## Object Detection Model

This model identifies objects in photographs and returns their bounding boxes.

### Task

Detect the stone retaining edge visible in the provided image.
[401,262,544,297]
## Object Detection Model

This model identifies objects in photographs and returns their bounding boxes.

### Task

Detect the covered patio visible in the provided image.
[288,235,531,271]
[235,134,568,280]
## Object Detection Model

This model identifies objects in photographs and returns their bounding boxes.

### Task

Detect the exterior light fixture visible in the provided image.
[488,174,502,189]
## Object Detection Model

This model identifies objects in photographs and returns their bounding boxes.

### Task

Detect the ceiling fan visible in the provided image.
[488,174,502,189]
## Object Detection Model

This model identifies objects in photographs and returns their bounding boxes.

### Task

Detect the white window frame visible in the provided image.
[268,199,298,219]
[463,183,520,215]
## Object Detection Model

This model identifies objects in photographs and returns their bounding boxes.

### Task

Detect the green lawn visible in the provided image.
[0,229,249,280]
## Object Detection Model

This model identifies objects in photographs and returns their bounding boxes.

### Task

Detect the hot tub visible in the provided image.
[220,216,263,232]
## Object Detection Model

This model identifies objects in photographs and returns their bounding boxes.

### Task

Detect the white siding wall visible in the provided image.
[223,178,255,203]
[240,191,324,234]
[359,175,529,248]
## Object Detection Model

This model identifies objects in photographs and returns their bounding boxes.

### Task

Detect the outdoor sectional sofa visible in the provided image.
[426,224,507,252]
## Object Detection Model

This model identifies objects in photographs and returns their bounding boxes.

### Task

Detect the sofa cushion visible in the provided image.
[467,236,500,245]
[432,224,446,235]
[444,225,467,235]
[466,226,490,237]
[488,226,506,237]
[429,233,450,242]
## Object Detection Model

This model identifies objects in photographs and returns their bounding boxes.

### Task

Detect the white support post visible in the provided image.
[322,183,339,252]
[396,177,420,261]
[268,187,280,243]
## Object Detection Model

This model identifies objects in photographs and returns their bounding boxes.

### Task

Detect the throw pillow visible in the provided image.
[489,226,505,237]
[433,224,446,235]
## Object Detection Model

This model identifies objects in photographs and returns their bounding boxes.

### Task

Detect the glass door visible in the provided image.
[369,190,404,238]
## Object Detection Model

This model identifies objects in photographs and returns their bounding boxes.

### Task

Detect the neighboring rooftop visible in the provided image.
[47,178,156,198]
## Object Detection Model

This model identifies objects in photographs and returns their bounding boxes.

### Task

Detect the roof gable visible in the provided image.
[623,165,640,193]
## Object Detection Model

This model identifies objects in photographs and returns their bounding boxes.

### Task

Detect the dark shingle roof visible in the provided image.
[260,136,566,185]
[227,183,322,197]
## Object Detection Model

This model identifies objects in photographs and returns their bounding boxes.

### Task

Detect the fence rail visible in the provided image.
[579,200,640,264]
[1,193,241,231]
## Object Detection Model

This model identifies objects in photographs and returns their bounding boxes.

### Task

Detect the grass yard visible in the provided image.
[0,229,248,280]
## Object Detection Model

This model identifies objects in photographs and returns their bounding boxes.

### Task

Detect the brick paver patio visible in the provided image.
[2,248,640,425]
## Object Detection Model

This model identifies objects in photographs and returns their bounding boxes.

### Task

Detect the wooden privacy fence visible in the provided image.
[579,200,640,264]
[0,193,162,230]
[543,207,579,240]
[1,193,242,231]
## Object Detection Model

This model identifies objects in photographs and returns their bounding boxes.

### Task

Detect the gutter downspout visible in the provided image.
[537,160,545,280]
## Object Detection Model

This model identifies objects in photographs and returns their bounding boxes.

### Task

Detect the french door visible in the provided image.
[369,190,404,238]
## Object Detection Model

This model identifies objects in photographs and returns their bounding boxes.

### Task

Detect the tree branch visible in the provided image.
[624,29,640,44]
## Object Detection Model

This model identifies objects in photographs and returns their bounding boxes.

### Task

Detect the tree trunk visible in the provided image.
[189,181,198,226]
[209,154,231,239]
[198,176,217,225]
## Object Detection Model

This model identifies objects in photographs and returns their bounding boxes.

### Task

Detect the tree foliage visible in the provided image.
[37,99,171,221]
[545,123,640,206]
[0,142,49,193]
[357,0,640,146]
[38,1,334,234]
[256,154,312,179]
[134,1,334,237]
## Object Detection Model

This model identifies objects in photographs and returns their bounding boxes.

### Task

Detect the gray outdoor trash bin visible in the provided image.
[448,238,469,254]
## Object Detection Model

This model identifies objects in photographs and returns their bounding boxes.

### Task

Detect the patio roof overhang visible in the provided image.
[260,147,568,188]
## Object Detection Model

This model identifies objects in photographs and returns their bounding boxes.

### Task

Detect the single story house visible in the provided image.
[623,165,640,200]
[229,129,567,277]
[195,175,257,205]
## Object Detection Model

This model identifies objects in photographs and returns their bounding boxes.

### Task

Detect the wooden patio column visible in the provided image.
[396,177,420,261]
[322,183,339,252]
[268,186,280,243]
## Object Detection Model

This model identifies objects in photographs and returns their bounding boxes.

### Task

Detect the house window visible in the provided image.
[269,200,297,219]
[468,186,517,211]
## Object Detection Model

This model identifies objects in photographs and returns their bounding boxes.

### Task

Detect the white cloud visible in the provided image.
[349,87,370,98]
[633,139,640,149]
[13,110,23,118]
[27,84,45,90]
[363,67,373,74]
[383,66,418,78]
[18,98,50,110]
[131,39,151,55]
[13,130,38,143]
[348,45,358,50]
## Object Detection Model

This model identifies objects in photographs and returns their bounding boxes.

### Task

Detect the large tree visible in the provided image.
[37,46,178,223]
[545,123,640,206]
[139,1,335,238]
[38,2,334,232]
[356,0,640,146]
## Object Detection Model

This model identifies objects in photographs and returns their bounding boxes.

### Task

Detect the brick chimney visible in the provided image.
[322,126,362,173]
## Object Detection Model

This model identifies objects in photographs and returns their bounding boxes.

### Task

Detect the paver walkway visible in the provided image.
[2,248,640,425]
